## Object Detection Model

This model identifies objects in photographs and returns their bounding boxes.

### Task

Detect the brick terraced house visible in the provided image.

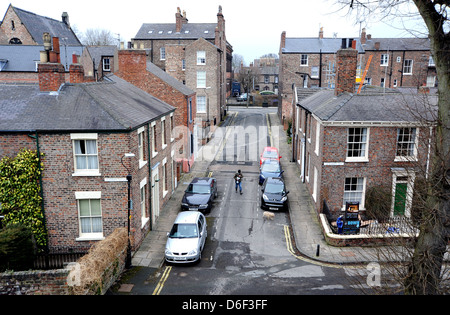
[0,40,177,254]
[292,43,438,220]
[279,27,436,129]
[132,6,233,142]
[114,48,198,174]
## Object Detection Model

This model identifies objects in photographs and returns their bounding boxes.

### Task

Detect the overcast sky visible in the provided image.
[2,0,426,64]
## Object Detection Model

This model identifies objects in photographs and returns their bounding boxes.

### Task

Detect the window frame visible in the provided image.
[71,133,100,176]
[197,51,206,65]
[300,54,308,66]
[197,71,206,88]
[346,127,369,162]
[75,191,103,240]
[395,127,418,162]
[403,59,413,75]
[343,177,366,210]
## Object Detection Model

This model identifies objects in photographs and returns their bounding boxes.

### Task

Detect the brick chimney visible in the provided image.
[38,35,65,92]
[280,31,286,49]
[38,63,65,92]
[319,27,324,39]
[335,39,358,96]
[360,28,366,45]
[69,54,85,83]
[176,7,182,33]
[116,49,147,85]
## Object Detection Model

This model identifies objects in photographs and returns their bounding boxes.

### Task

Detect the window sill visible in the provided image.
[72,171,101,177]
[394,157,417,162]
[76,235,104,242]
[345,158,369,163]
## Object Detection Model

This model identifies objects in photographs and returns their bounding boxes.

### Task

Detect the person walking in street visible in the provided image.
[234,170,243,195]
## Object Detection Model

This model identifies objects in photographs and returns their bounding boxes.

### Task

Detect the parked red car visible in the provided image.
[260,147,281,167]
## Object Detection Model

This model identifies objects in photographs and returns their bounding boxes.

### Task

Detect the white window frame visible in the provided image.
[197,71,206,88]
[102,58,111,72]
[162,158,168,198]
[346,127,369,162]
[140,178,149,227]
[71,133,100,176]
[311,66,319,79]
[197,96,207,113]
[403,59,413,75]
[380,54,389,66]
[300,54,308,66]
[343,177,366,210]
[395,127,418,162]
[75,191,104,241]
[197,51,206,65]
[151,121,158,158]
[161,117,167,150]
[160,47,166,60]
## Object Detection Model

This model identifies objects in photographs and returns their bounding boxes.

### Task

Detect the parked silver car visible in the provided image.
[165,211,207,264]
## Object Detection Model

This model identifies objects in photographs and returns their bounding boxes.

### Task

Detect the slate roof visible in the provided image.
[363,37,430,51]
[0,75,175,132]
[283,38,365,54]
[10,6,82,46]
[0,45,84,72]
[146,61,195,96]
[297,87,438,123]
[134,23,217,40]
[86,46,117,69]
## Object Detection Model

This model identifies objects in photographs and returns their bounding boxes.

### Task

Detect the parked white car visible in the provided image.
[165,211,207,264]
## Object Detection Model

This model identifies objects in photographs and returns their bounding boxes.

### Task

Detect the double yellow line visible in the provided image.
[152,266,172,295]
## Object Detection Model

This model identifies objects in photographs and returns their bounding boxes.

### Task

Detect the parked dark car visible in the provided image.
[259,159,283,185]
[181,177,217,213]
[260,177,289,211]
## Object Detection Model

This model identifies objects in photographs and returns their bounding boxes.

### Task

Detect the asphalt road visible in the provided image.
[110,108,365,298]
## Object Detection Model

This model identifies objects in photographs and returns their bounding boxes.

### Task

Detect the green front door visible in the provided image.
[394,182,407,216]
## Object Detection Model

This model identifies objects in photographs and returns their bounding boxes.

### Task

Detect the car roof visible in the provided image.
[266,177,284,184]
[263,146,278,152]
[174,211,202,224]
[191,177,214,184]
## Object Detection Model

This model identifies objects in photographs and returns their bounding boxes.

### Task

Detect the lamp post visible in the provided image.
[121,153,135,269]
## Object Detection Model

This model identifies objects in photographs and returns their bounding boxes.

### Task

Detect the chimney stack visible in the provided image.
[38,34,65,92]
[62,12,70,27]
[69,54,85,83]
[319,27,323,39]
[280,31,286,49]
[360,28,366,45]
[335,43,358,96]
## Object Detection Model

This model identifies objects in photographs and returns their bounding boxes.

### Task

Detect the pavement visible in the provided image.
[131,107,449,269]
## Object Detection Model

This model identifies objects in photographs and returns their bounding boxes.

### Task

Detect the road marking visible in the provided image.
[283,225,357,269]
[152,266,172,295]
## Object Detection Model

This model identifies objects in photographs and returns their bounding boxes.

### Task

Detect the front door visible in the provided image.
[393,181,407,216]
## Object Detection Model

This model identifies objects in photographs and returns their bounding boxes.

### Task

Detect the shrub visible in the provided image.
[0,223,35,271]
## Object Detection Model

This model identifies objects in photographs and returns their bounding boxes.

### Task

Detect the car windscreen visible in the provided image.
[262,150,278,158]
[168,223,198,238]
[264,182,284,194]
[261,162,280,172]
[186,183,210,194]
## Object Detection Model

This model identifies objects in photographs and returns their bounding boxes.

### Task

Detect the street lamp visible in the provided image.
[121,152,135,269]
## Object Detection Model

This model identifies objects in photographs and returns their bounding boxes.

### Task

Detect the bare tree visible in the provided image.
[337,0,450,295]
[80,28,117,46]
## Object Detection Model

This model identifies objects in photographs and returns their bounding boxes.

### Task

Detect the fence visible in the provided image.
[34,252,85,270]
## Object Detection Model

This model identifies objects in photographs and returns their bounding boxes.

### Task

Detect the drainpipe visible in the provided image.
[28,131,49,251]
